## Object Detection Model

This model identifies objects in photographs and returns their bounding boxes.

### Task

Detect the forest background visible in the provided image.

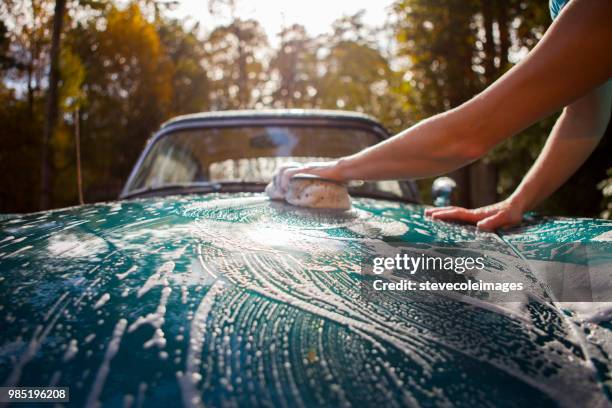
[1,0,610,217]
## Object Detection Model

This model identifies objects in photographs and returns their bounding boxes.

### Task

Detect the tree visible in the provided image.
[1,0,55,117]
[394,0,480,206]
[205,19,268,109]
[313,12,410,133]
[0,21,16,71]
[40,0,66,209]
[158,19,210,115]
[269,24,318,108]
[67,3,174,201]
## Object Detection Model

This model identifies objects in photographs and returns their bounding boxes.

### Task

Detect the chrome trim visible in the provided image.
[160,109,383,129]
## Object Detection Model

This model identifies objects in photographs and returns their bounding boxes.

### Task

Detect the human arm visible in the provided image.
[277,0,612,190]
[425,80,612,231]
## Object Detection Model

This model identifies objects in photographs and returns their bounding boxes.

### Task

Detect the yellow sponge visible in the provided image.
[285,175,351,210]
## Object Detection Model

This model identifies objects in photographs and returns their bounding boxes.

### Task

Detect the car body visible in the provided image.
[0,110,611,407]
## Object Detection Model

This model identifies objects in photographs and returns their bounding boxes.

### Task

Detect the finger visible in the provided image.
[430,208,481,223]
[476,211,512,232]
[280,168,301,191]
[275,167,287,188]
[275,164,299,190]
[424,206,455,216]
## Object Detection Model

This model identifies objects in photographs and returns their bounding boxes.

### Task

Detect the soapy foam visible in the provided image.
[85,318,128,408]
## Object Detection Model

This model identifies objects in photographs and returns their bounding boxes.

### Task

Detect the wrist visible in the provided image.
[330,157,351,182]
[507,191,531,213]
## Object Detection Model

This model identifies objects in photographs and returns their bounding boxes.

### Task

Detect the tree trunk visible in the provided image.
[234,26,248,109]
[482,0,496,84]
[27,62,34,117]
[40,0,66,209]
[75,109,84,205]
[444,1,476,208]
[469,160,498,207]
[466,0,499,208]
[496,0,510,75]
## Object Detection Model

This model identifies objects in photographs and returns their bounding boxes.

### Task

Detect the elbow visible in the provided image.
[563,82,612,138]
[442,102,493,162]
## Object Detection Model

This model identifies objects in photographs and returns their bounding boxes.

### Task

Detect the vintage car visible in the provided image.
[0,110,611,407]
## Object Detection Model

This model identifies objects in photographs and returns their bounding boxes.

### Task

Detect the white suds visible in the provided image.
[116,265,137,280]
[85,318,128,408]
[4,245,33,258]
[63,339,79,362]
[93,293,111,310]
[129,287,172,350]
[138,261,174,298]
[178,282,224,408]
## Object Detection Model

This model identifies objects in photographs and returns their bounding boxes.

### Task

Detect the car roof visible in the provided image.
[161,109,386,131]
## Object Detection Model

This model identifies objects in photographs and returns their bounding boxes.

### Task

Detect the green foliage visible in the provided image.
[65,3,174,202]
[488,115,557,198]
[59,47,85,111]
[269,14,411,133]
[206,19,268,109]
[394,0,480,115]
[158,19,210,115]
[269,24,318,108]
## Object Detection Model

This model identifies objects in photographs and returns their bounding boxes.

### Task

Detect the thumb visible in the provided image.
[280,167,300,192]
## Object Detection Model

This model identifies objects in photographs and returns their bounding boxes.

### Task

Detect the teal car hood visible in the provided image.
[0,193,611,407]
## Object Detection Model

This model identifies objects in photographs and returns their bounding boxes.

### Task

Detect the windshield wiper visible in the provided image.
[123,181,416,204]
[122,181,268,199]
[348,189,417,204]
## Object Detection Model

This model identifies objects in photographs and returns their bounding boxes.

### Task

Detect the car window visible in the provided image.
[126,125,415,201]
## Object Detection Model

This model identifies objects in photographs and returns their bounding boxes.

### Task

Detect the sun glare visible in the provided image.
[171,0,395,46]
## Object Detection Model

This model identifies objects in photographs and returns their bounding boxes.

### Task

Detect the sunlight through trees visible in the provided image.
[0,0,609,216]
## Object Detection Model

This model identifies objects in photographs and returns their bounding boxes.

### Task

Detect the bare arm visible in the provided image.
[426,81,612,230]
[279,0,612,189]
[509,81,611,211]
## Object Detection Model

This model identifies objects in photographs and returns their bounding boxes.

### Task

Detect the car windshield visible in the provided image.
[126,124,415,201]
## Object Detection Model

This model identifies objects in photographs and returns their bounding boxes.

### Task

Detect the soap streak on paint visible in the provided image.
[129,286,172,349]
[2,292,72,388]
[178,281,224,408]
[116,265,137,280]
[3,245,33,258]
[138,261,174,297]
[197,243,217,279]
[63,339,79,362]
[43,291,69,321]
[85,318,128,408]
[93,293,111,310]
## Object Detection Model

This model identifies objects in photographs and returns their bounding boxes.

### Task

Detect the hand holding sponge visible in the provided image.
[265,164,351,210]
